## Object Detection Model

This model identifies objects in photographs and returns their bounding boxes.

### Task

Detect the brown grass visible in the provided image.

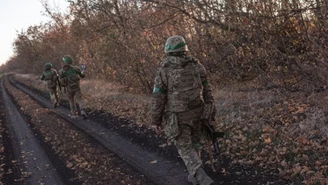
[215,84,328,184]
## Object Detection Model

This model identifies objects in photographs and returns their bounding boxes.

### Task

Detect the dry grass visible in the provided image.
[214,84,328,184]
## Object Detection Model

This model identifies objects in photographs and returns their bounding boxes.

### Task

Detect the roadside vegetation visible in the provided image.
[1,0,328,184]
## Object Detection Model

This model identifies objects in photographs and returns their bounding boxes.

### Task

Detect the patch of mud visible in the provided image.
[0,82,16,185]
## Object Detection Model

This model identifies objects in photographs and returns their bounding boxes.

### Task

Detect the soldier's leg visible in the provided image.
[75,89,87,118]
[175,124,202,176]
[49,88,56,107]
[67,91,77,117]
[176,123,214,185]
[192,121,215,185]
[192,120,203,156]
[192,120,203,142]
[54,86,59,105]
[75,89,83,110]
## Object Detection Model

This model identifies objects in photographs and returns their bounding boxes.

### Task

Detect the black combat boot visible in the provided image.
[195,167,215,185]
[188,174,198,185]
[81,110,88,119]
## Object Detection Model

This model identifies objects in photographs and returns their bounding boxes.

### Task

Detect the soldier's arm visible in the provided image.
[40,73,45,80]
[151,68,167,126]
[199,62,214,104]
[211,105,217,122]
[53,70,58,81]
[199,62,215,120]
[58,70,63,78]
[75,66,85,78]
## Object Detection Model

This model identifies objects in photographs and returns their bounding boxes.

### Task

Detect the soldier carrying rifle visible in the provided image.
[151,35,219,185]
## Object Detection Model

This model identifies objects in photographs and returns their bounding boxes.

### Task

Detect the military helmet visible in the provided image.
[164,35,189,53]
[45,62,52,67]
[62,55,73,64]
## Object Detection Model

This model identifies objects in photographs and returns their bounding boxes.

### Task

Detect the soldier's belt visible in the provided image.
[177,107,202,121]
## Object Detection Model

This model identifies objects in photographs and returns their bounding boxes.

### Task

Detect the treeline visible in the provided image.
[1,0,328,93]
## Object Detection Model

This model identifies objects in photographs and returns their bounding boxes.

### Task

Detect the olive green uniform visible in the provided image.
[151,55,214,176]
[40,68,59,107]
[58,65,85,117]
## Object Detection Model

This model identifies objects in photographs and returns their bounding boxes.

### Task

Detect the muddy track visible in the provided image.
[1,74,294,185]
[1,77,65,185]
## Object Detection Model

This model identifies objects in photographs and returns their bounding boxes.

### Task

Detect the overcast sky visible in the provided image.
[0,0,69,65]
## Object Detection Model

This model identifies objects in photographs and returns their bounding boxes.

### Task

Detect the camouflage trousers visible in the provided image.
[48,86,59,105]
[175,121,203,176]
[67,88,84,115]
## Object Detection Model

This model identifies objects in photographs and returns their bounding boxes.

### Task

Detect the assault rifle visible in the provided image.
[202,121,225,172]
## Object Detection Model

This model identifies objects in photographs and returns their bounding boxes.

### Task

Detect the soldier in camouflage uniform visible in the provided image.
[58,55,87,119]
[151,36,215,185]
[40,62,59,108]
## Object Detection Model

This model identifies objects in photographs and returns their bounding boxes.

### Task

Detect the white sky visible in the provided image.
[0,0,69,66]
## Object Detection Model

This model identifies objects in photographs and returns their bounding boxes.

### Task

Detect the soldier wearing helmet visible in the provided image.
[151,35,215,185]
[40,62,59,108]
[58,55,87,119]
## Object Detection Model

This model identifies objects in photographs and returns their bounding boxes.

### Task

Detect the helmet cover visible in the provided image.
[62,55,73,64]
[164,35,189,53]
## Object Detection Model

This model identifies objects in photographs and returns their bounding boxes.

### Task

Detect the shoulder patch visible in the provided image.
[153,86,166,94]
[153,87,160,93]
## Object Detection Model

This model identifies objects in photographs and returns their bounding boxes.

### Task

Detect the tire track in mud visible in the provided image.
[0,77,16,185]
[5,75,189,185]
[1,77,65,185]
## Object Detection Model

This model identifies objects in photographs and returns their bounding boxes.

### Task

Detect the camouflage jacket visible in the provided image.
[58,65,85,92]
[151,55,214,127]
[40,69,58,89]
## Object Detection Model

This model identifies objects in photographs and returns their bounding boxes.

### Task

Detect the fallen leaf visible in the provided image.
[149,160,158,164]
[264,138,271,143]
